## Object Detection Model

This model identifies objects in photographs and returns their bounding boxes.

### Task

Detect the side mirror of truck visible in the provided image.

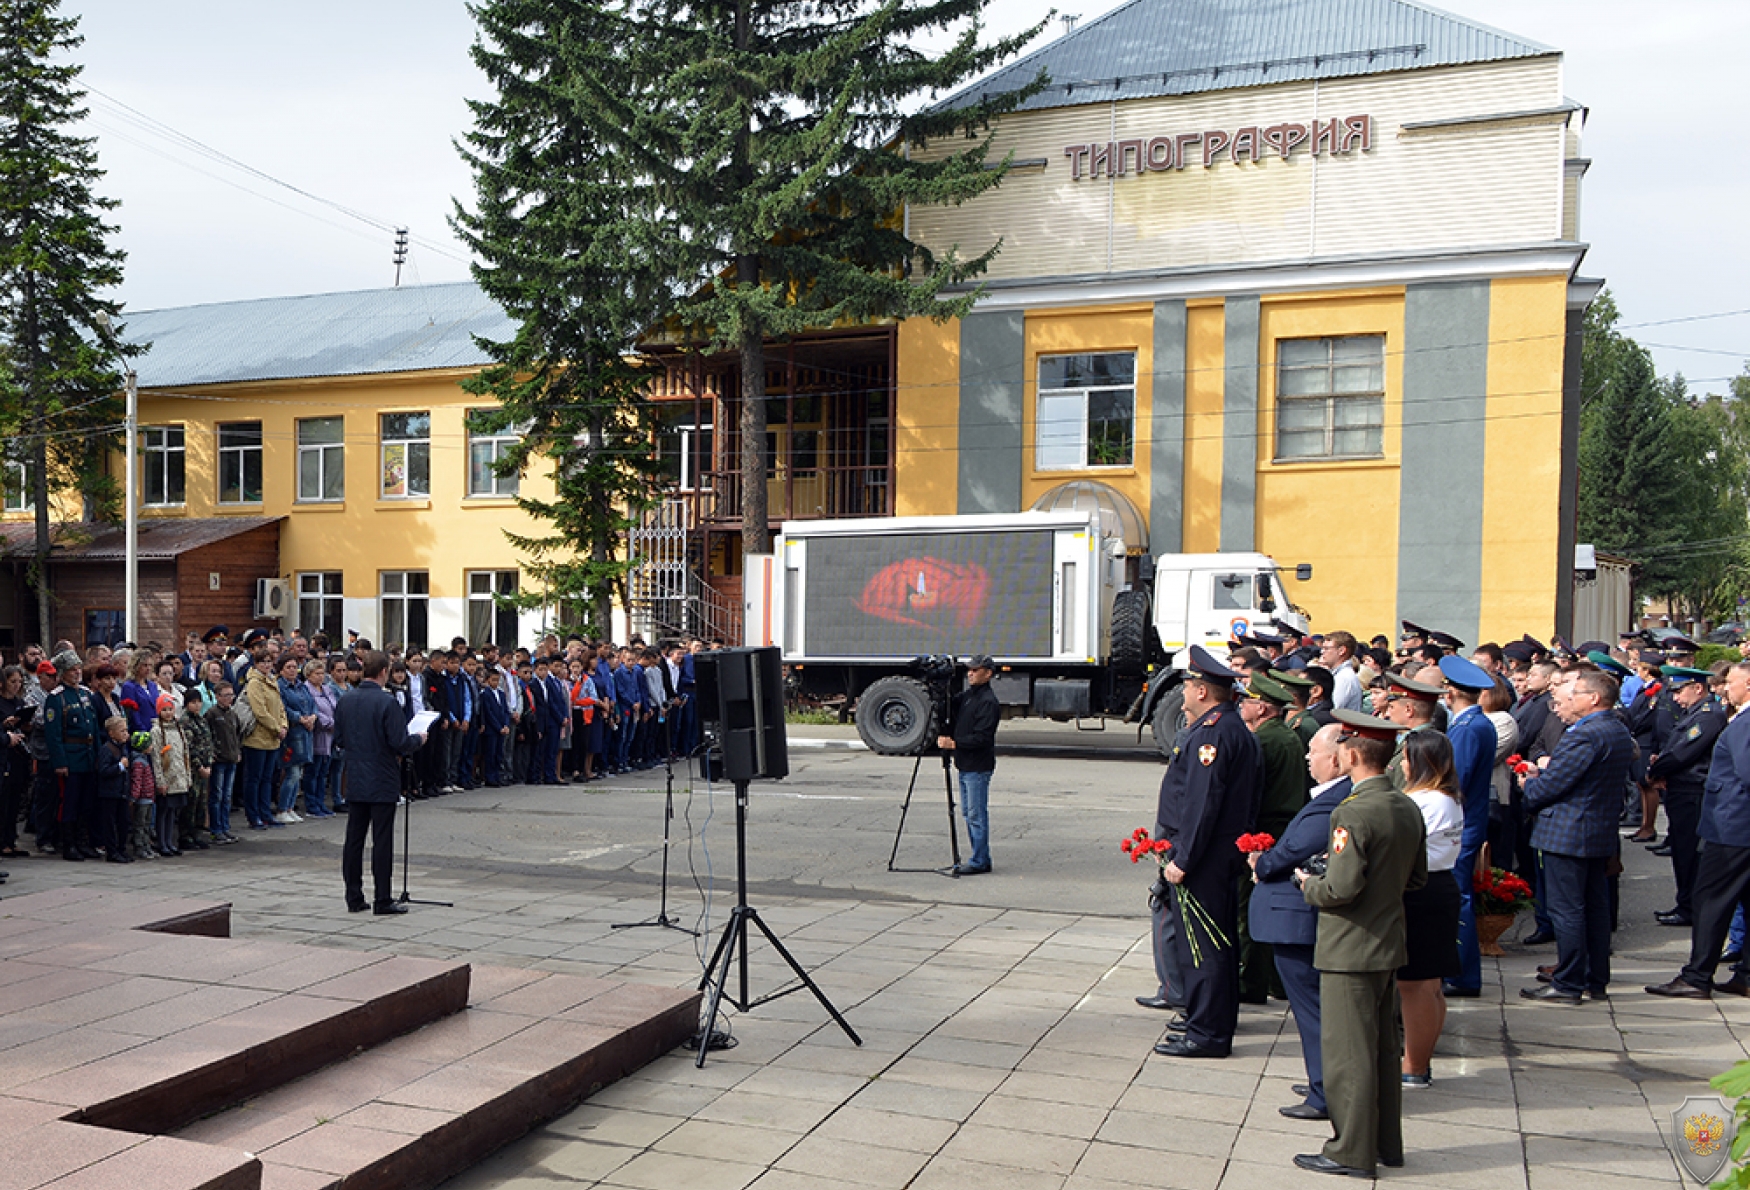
[1295,563,1313,581]
[1255,573,1276,614]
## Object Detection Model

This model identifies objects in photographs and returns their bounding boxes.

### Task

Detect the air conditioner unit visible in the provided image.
[254,578,291,620]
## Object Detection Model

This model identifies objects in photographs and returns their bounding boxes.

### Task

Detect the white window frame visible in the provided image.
[297,572,344,642]
[379,570,429,650]
[1273,335,1386,462]
[296,417,345,503]
[466,411,522,498]
[141,425,185,507]
[217,422,263,504]
[1035,352,1136,471]
[380,412,430,499]
[3,458,31,513]
[466,570,520,647]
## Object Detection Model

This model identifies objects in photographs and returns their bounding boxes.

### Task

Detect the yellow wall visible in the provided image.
[895,317,959,515]
[124,369,554,602]
[1479,275,1568,642]
[1020,305,1154,515]
[1182,301,1226,552]
[1254,290,1406,641]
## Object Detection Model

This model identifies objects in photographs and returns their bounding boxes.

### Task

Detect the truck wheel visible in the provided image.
[856,676,937,756]
[1151,685,1185,760]
[1110,589,1153,677]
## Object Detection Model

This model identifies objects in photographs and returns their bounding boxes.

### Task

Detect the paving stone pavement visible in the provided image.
[1,838,1741,1188]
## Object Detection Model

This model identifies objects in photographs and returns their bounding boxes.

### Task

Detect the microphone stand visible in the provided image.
[612,750,697,935]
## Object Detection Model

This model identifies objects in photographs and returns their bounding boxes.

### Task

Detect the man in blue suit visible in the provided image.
[1521,667,1635,1001]
[1250,721,1351,1120]
[1439,654,1498,997]
[1647,659,1750,999]
[479,668,511,787]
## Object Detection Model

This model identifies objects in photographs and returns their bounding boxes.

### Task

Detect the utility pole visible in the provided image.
[393,228,409,286]
[124,370,138,642]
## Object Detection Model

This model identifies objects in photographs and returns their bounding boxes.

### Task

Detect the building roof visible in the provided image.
[124,282,516,388]
[936,0,1555,114]
[0,517,281,561]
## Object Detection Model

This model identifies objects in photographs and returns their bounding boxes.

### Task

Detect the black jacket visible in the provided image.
[333,679,423,804]
[948,682,1000,773]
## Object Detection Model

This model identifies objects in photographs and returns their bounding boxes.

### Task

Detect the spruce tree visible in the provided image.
[0,0,137,646]
[454,0,670,636]
[461,0,1046,566]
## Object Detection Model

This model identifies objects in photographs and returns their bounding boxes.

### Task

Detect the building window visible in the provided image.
[657,409,714,492]
[85,609,125,649]
[466,410,521,498]
[1036,352,1135,470]
[297,572,344,643]
[1275,336,1385,461]
[297,417,345,502]
[380,412,430,499]
[217,422,263,504]
[3,457,31,512]
[379,570,429,650]
[142,426,185,506]
[466,570,519,647]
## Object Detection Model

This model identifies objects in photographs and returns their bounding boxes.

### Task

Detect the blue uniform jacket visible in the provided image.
[1446,704,1497,855]
[1155,703,1264,879]
[613,663,643,710]
[1648,697,1725,793]
[1702,709,1750,847]
[1249,776,1352,947]
[1523,709,1635,857]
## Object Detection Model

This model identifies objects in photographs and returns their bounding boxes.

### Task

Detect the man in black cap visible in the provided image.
[936,655,1000,876]
[1152,646,1264,1059]
[1645,665,1725,927]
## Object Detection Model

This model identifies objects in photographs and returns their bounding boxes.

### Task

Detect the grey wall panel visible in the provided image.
[1221,297,1261,551]
[957,312,1025,514]
[1397,281,1491,644]
[1554,304,1584,639]
[1150,300,1188,555]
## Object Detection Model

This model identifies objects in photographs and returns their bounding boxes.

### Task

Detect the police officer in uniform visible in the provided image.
[1647,664,1724,927]
[1152,646,1264,1059]
[1295,708,1427,1177]
[42,650,101,861]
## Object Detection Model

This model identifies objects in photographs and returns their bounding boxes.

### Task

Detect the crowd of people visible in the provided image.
[0,624,723,869]
[1129,621,1750,1178]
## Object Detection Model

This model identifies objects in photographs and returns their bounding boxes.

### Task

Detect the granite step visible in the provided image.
[173,967,700,1190]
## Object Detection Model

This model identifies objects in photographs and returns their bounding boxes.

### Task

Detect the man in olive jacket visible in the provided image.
[335,651,426,915]
[1295,709,1427,1178]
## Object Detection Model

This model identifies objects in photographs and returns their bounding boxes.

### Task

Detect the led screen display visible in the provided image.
[802,530,1057,657]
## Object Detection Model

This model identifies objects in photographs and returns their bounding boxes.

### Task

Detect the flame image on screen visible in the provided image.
[855,557,990,630]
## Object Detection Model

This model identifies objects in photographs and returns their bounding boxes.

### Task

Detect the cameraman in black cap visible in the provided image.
[937,655,1000,876]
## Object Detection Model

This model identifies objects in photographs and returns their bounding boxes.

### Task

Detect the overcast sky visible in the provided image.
[68,0,1748,395]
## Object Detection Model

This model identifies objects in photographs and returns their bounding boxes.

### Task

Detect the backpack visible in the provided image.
[233,679,257,737]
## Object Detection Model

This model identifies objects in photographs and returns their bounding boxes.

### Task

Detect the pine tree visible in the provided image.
[461,0,1046,561]
[454,0,671,636]
[0,0,138,647]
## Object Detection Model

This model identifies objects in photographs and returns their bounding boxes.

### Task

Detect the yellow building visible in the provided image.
[881,0,1596,647]
[0,284,562,651]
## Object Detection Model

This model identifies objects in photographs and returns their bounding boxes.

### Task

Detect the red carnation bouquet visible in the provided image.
[1505,753,1536,778]
[1473,866,1534,915]
[1235,832,1276,854]
[1119,828,1230,965]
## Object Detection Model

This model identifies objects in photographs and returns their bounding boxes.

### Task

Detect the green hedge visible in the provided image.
[1698,644,1740,669]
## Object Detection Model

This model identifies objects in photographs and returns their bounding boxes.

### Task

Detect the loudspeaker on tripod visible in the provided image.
[694,646,788,782]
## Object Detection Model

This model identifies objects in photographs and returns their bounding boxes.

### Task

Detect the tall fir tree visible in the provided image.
[454,0,673,637]
[0,0,137,646]
[462,0,1046,561]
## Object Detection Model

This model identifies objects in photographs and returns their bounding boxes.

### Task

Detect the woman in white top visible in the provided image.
[1397,730,1465,1088]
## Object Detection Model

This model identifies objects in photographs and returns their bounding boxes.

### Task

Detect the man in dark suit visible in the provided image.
[1152,646,1264,1060]
[1520,667,1636,1002]
[1251,722,1351,1121]
[1646,665,1726,927]
[479,668,512,787]
[335,651,426,915]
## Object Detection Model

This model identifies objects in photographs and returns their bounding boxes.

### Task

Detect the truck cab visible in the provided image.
[1151,553,1308,662]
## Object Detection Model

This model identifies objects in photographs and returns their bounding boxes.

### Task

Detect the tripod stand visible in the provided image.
[695,779,861,1067]
[612,753,697,936]
[887,750,962,875]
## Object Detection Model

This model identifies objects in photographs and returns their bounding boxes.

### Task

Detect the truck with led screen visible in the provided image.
[744,511,1310,756]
